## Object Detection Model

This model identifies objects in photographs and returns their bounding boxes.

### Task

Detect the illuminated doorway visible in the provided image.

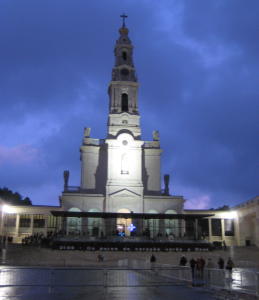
[117,208,132,237]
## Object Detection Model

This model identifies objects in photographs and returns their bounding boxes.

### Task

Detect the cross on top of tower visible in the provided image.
[120,13,128,27]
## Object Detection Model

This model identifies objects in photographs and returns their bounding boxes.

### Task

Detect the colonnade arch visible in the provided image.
[67,207,81,235]
[144,210,159,238]
[88,208,102,237]
[165,209,179,239]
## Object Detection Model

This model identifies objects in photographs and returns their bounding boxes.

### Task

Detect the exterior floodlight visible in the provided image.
[228,211,237,219]
[2,205,14,214]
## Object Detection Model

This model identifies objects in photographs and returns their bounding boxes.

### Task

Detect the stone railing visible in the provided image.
[64,186,80,193]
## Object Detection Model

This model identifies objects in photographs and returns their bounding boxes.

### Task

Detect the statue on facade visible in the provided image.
[152,130,160,141]
[84,127,91,138]
[63,170,70,191]
[164,174,170,196]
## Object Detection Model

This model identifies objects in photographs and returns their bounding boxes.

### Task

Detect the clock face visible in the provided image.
[120,68,129,76]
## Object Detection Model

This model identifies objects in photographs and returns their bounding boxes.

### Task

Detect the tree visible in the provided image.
[0,187,32,205]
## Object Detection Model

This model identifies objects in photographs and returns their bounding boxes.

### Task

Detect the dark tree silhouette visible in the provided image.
[0,187,32,205]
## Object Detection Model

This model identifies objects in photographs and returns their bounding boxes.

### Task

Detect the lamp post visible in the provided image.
[1,204,12,250]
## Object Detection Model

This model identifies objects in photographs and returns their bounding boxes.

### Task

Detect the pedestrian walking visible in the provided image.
[97,254,104,262]
[190,258,197,282]
[218,257,225,269]
[199,257,206,279]
[150,254,156,270]
[150,254,156,263]
[197,257,205,279]
[226,257,234,273]
[179,255,187,266]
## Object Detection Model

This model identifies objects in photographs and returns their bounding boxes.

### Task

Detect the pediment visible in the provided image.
[109,188,141,198]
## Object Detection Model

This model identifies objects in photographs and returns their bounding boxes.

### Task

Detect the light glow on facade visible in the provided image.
[2,205,15,214]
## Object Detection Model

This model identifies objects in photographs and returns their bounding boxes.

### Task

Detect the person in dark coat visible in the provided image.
[179,255,187,266]
[218,257,225,269]
[150,254,156,263]
[196,257,205,279]
[226,257,234,273]
[190,258,197,280]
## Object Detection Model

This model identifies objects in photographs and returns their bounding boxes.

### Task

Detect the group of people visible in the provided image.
[179,255,235,280]
[22,231,55,247]
[97,254,104,262]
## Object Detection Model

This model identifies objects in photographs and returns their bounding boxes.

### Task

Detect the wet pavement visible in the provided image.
[0,285,218,300]
[0,284,214,299]
[0,267,217,300]
[0,263,257,299]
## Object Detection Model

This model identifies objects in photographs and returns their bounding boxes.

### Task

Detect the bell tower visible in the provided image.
[108,15,141,138]
[61,15,184,217]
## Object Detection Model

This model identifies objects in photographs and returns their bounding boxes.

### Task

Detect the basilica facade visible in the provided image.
[0,22,258,248]
[60,22,183,217]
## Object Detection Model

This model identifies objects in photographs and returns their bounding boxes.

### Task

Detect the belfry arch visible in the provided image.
[121,93,129,112]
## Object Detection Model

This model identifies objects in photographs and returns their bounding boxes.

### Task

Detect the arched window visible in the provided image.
[121,93,128,112]
[122,51,127,61]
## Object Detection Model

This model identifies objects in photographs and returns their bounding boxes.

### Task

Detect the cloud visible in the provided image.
[185,195,211,209]
[0,145,39,166]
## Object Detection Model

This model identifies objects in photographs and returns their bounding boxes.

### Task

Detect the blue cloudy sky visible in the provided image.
[0,0,258,209]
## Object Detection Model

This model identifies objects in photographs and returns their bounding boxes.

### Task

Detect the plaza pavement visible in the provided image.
[1,244,259,268]
[0,245,258,300]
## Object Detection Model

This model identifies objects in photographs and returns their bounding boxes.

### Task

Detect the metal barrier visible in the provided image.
[0,266,257,296]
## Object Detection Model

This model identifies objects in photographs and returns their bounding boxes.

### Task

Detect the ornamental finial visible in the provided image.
[120,13,128,27]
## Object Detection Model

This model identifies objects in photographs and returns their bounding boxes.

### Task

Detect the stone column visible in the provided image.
[134,217,143,237]
[208,219,212,242]
[159,219,165,236]
[0,210,4,236]
[234,216,241,246]
[194,219,198,240]
[44,216,48,236]
[15,214,20,239]
[221,219,225,243]
[60,216,66,235]
[255,217,259,248]
[255,206,259,248]
[181,219,185,238]
[30,215,34,235]
[82,217,88,236]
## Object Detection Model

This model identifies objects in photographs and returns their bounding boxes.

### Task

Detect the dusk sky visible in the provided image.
[0,0,258,209]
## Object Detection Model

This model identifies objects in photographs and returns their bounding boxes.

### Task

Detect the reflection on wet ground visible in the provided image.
[0,268,215,300]
[0,262,257,300]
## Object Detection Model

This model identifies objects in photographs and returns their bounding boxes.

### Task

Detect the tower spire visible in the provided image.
[107,21,141,138]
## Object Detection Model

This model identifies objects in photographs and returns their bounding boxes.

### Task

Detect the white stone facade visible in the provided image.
[60,23,184,215]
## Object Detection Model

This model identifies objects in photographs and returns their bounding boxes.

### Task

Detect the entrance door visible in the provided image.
[117,209,132,237]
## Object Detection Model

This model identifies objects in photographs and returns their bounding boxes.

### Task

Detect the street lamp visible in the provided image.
[1,204,14,250]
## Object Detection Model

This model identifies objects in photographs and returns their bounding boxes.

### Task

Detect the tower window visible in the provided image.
[121,93,129,112]
[122,51,127,61]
